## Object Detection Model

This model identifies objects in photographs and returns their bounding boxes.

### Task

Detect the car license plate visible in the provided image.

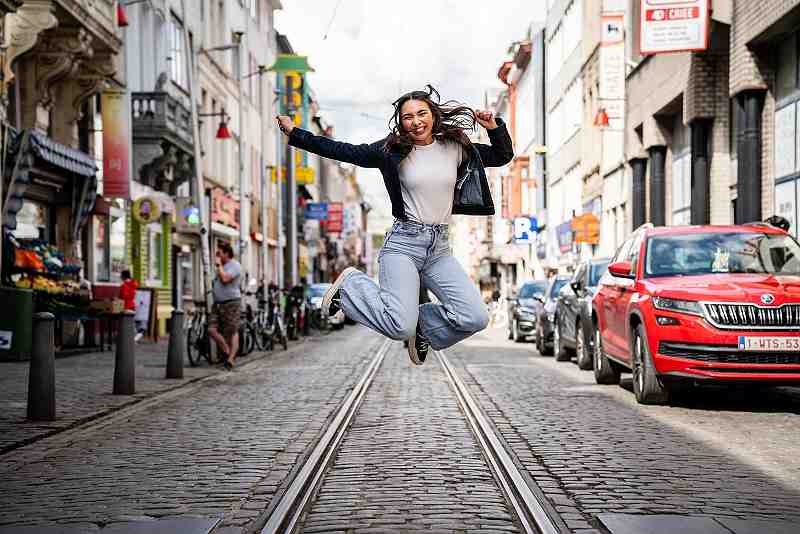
[738,336,800,352]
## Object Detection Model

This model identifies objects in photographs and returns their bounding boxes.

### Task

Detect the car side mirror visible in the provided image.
[608,261,634,279]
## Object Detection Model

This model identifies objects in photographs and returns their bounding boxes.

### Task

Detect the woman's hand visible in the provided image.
[276,115,295,136]
[475,110,499,130]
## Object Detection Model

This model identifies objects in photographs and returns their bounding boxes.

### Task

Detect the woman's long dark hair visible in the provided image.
[385,84,476,155]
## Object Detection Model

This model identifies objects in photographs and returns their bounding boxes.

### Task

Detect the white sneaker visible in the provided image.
[323,267,358,318]
[134,332,143,343]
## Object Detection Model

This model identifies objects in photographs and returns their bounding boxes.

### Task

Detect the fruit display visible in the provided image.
[15,274,81,294]
[13,240,82,276]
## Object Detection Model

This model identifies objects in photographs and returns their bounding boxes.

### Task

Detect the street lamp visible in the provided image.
[116,0,155,27]
[200,32,247,267]
[198,108,232,139]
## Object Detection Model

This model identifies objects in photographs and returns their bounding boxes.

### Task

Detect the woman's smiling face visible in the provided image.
[400,99,434,145]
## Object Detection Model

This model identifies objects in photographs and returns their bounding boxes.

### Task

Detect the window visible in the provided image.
[645,232,800,277]
[12,200,49,240]
[773,30,800,238]
[148,223,164,284]
[671,115,691,225]
[169,14,187,89]
[92,209,126,283]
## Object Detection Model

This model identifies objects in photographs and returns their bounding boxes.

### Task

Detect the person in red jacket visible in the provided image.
[119,270,143,342]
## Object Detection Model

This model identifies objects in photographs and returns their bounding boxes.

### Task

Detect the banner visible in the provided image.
[572,213,600,245]
[325,202,343,233]
[600,14,625,128]
[513,217,538,244]
[640,0,710,54]
[101,91,131,199]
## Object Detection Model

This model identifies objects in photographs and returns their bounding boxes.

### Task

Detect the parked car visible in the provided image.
[534,276,570,355]
[554,258,610,369]
[507,281,548,342]
[592,222,800,405]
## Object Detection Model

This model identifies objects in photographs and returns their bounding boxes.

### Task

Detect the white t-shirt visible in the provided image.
[398,139,464,225]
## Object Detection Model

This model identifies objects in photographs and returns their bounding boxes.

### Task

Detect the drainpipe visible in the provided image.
[735,90,765,224]
[648,145,667,226]
[690,118,712,225]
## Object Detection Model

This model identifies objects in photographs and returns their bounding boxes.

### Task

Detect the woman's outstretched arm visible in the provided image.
[277,115,385,169]
[472,111,514,168]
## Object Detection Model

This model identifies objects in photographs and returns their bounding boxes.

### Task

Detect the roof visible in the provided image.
[644,224,787,237]
[9,128,98,177]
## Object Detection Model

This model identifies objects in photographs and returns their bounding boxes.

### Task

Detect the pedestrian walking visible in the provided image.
[277,84,513,364]
[208,241,242,370]
[119,270,143,342]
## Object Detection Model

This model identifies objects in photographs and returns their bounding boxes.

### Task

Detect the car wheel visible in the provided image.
[593,326,620,385]
[512,320,522,343]
[632,325,669,405]
[554,322,570,361]
[575,323,593,370]
[507,319,513,340]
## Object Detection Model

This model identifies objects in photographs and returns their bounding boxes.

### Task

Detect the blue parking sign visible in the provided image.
[513,217,538,244]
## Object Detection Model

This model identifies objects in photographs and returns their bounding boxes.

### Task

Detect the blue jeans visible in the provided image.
[339,220,489,350]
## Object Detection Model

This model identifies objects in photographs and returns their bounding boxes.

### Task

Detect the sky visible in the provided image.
[274,0,547,223]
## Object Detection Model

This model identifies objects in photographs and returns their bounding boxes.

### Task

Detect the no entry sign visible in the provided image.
[640,0,709,54]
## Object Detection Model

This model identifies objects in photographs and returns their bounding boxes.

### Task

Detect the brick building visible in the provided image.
[624,1,734,233]
[731,0,800,236]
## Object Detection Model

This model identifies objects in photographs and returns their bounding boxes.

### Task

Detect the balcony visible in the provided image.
[132,92,194,194]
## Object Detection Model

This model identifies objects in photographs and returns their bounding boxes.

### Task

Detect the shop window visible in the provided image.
[775,179,798,238]
[776,32,798,103]
[12,200,49,240]
[148,223,164,285]
[93,207,126,283]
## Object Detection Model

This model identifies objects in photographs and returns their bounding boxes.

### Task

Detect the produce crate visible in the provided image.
[89,298,124,315]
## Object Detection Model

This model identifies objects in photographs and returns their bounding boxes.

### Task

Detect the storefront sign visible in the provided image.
[513,216,538,244]
[600,14,625,127]
[175,197,201,234]
[640,0,709,54]
[0,330,12,350]
[325,202,343,233]
[132,197,161,224]
[572,213,600,245]
[296,166,315,184]
[101,91,131,199]
[304,202,328,220]
[211,188,239,230]
[557,221,573,253]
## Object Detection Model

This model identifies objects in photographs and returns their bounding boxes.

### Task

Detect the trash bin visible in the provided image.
[0,287,33,361]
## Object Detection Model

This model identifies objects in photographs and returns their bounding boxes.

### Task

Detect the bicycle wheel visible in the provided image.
[186,314,204,366]
[242,322,256,356]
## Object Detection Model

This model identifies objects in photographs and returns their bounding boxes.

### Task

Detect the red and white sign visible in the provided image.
[325,202,343,233]
[640,0,709,55]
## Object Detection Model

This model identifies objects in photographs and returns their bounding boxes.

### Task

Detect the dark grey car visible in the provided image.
[553,258,610,368]
[507,281,547,342]
[534,276,569,355]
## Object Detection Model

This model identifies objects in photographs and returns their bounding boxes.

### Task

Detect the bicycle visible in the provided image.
[257,285,288,351]
[186,301,213,366]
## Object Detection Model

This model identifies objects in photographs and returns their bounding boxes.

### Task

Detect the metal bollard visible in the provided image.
[113,310,136,395]
[27,312,56,421]
[166,309,184,379]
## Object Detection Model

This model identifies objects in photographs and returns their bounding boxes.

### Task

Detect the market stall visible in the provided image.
[1,128,117,357]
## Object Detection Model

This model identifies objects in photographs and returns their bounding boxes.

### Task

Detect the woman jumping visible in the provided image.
[276,85,513,364]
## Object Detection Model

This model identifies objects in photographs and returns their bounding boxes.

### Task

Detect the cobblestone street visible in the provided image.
[2,325,800,533]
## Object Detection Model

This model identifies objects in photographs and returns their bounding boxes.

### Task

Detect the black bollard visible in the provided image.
[113,310,136,395]
[166,309,184,379]
[27,312,56,421]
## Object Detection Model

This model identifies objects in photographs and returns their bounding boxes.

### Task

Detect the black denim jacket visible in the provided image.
[288,119,514,220]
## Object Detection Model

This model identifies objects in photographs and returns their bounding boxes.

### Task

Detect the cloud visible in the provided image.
[275,0,547,223]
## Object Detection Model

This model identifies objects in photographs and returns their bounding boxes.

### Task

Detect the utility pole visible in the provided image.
[181,0,213,315]
[236,35,247,274]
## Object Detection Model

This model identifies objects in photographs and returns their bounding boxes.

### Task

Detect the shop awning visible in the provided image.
[2,128,98,239]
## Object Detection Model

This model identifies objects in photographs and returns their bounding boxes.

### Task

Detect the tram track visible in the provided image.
[252,339,566,534]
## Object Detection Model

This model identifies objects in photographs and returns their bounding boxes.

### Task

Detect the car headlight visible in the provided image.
[652,296,703,316]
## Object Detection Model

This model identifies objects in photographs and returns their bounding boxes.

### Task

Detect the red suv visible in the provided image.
[592,223,800,404]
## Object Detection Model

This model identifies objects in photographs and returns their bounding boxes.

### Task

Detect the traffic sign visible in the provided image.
[513,217,538,244]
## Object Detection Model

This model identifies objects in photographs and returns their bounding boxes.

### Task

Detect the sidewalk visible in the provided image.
[0,340,277,455]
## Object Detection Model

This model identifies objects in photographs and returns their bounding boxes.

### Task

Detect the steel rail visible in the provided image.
[259,338,391,534]
[436,350,562,534]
